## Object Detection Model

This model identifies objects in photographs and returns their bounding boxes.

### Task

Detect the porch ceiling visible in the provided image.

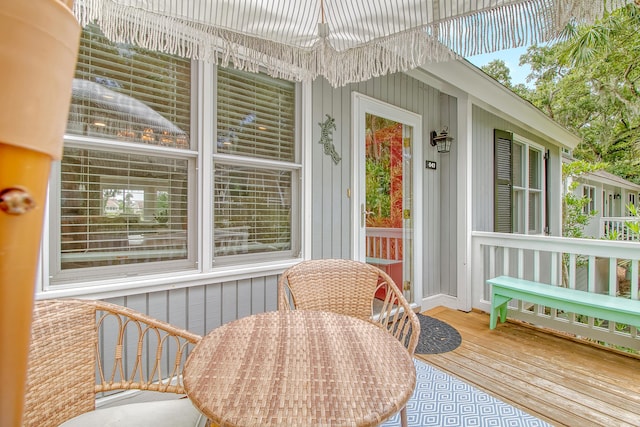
[73,0,630,87]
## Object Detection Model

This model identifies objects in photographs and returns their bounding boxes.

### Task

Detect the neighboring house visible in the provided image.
[39,25,581,331]
[564,155,640,239]
[103,198,120,216]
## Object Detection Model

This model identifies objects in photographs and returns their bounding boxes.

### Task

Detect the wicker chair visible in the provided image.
[278,259,420,427]
[22,299,206,427]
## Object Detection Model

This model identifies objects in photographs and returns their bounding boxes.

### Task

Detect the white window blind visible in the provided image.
[68,24,191,149]
[217,68,295,161]
[214,68,298,261]
[59,148,189,270]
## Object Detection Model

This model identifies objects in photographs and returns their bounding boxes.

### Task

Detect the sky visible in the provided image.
[466,46,533,87]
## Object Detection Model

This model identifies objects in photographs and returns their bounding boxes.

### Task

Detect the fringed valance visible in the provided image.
[73,0,633,87]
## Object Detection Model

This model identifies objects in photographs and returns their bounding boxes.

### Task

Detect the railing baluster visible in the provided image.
[609,258,617,297]
[588,255,596,293]
[567,252,577,324]
[632,260,639,301]
[503,247,509,276]
[569,253,576,289]
[517,248,524,279]
[489,246,496,284]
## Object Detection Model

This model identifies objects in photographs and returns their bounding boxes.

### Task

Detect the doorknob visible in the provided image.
[361,204,373,227]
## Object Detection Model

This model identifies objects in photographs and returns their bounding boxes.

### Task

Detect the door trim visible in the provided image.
[351,92,423,304]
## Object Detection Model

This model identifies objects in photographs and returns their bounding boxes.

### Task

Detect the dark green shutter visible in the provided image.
[494,129,513,233]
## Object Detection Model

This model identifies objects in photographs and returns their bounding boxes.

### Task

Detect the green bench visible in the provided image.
[487,275,640,330]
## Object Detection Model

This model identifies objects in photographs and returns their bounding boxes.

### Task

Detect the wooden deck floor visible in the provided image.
[417,307,640,427]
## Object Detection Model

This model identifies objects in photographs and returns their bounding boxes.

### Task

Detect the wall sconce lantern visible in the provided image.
[613,193,622,200]
[430,127,454,153]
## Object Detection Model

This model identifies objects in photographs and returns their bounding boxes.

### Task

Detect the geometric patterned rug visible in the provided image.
[381,359,552,427]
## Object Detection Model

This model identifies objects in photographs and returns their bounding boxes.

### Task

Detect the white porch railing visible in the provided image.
[365,227,402,261]
[600,217,640,241]
[472,232,640,350]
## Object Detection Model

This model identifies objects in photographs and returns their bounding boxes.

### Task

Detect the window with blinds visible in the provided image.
[68,24,191,149]
[217,68,295,161]
[58,148,190,270]
[51,25,194,281]
[214,68,298,262]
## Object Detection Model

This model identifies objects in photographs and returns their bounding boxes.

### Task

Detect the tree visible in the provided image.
[517,3,640,183]
[481,59,531,99]
[481,59,512,86]
[562,160,607,238]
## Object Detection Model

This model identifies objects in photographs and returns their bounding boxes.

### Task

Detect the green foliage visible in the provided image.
[625,203,640,236]
[561,160,607,238]
[506,3,640,184]
[481,59,512,87]
[365,155,391,219]
[480,59,532,99]
[155,191,169,224]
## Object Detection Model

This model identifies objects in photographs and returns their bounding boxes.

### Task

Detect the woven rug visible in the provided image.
[381,359,551,427]
[414,313,462,355]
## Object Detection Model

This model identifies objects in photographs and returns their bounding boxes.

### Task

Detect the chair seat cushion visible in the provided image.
[59,398,207,427]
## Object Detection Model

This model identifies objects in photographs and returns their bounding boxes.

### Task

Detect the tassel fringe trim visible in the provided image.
[73,0,633,87]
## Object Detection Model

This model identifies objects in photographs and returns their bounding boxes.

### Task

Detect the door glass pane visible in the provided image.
[364,113,408,298]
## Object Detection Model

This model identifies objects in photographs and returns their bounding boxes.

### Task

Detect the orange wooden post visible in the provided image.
[0,1,79,425]
[0,146,52,427]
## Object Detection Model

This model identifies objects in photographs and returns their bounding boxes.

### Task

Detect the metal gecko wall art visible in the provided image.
[318,114,341,164]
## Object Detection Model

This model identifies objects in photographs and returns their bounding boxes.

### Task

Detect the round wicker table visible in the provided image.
[183,310,416,427]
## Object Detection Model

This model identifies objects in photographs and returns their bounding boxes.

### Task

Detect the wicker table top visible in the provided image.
[183,310,416,427]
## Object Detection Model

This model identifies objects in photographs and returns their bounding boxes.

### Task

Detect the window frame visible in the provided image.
[43,34,303,291]
[512,135,544,235]
[582,185,596,215]
[211,67,302,267]
[628,193,636,214]
[47,136,199,285]
[494,130,546,235]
